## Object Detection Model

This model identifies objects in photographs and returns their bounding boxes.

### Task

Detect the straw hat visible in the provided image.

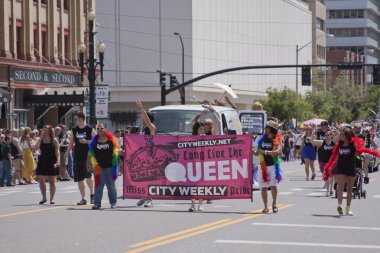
[266,120,280,130]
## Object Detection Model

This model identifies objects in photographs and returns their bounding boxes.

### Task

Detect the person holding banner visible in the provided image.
[189,121,206,212]
[88,123,118,210]
[136,99,156,208]
[253,120,283,214]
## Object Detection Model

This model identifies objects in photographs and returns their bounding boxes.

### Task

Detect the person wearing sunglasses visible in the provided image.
[34,125,60,204]
[88,123,118,210]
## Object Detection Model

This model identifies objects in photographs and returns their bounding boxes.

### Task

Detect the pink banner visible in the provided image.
[123,135,252,200]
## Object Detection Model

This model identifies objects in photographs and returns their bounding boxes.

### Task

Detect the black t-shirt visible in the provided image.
[261,137,274,166]
[10,140,21,158]
[72,125,93,161]
[143,126,151,135]
[94,140,114,168]
[316,131,326,141]
[337,143,356,171]
[318,140,334,163]
[283,136,290,149]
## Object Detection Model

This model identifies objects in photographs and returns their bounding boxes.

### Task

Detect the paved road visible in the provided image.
[1,161,380,253]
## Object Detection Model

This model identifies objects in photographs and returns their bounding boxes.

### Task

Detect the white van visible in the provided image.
[149,105,242,135]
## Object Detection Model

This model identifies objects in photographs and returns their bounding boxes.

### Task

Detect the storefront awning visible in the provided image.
[0,88,11,103]
[24,90,85,107]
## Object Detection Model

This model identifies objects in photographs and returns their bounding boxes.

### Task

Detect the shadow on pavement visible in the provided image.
[311,214,344,219]
[65,207,262,215]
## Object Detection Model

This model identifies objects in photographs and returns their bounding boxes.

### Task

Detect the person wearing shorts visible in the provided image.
[312,129,335,196]
[253,120,283,214]
[67,112,95,205]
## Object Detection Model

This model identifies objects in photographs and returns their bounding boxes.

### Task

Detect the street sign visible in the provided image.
[95,84,109,119]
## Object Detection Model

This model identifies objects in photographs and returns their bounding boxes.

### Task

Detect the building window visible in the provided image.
[64,34,70,65]
[316,18,324,31]
[63,0,69,10]
[16,27,23,60]
[317,0,325,5]
[328,28,365,37]
[41,0,47,5]
[57,0,61,9]
[33,28,38,59]
[41,30,48,61]
[328,9,366,19]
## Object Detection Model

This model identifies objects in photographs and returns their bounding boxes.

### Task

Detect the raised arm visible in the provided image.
[136,99,156,135]
[224,95,237,110]
[311,126,323,147]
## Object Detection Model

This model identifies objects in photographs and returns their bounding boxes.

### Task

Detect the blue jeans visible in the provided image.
[94,167,117,206]
[1,160,12,185]
[67,151,74,178]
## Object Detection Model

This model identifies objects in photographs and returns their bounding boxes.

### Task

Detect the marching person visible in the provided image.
[136,99,156,208]
[67,112,95,206]
[301,126,317,181]
[89,123,118,210]
[34,125,60,205]
[311,127,336,196]
[253,120,283,214]
[324,128,380,215]
[189,122,206,212]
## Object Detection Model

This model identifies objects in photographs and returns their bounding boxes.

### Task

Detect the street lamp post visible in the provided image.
[296,34,334,94]
[79,9,105,127]
[174,32,185,105]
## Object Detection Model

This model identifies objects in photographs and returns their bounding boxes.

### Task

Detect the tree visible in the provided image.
[260,88,314,127]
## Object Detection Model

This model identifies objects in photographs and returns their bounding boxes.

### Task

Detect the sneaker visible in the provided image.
[189,204,196,212]
[198,204,204,212]
[92,204,101,210]
[136,198,146,206]
[346,206,353,216]
[6,184,15,187]
[364,177,369,184]
[206,200,212,204]
[144,199,153,208]
[110,204,117,209]
[77,199,87,205]
[337,205,343,215]
[0,184,4,187]
[39,199,47,205]
[90,194,94,204]
[305,177,309,181]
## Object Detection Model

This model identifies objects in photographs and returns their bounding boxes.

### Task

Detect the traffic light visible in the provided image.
[160,72,166,85]
[373,65,380,85]
[170,75,177,88]
[301,67,311,86]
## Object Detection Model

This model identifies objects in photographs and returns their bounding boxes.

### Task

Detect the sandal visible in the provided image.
[261,208,269,214]
[272,205,278,213]
[311,174,316,181]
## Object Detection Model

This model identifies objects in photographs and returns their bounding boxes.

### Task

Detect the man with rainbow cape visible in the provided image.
[253,120,283,214]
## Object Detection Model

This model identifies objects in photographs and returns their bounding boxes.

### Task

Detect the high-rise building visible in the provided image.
[326,0,379,64]
[96,0,313,129]
[0,0,95,129]
[303,0,328,64]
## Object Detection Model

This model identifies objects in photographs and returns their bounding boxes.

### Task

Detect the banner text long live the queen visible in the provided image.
[123,135,252,200]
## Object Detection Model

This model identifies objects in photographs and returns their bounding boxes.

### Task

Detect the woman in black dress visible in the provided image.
[34,125,60,204]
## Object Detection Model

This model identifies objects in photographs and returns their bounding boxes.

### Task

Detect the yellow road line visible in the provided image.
[130,219,232,248]
[0,205,69,218]
[126,204,293,253]
[0,200,108,218]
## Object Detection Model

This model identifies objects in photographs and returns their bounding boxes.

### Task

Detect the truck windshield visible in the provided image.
[150,110,219,135]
